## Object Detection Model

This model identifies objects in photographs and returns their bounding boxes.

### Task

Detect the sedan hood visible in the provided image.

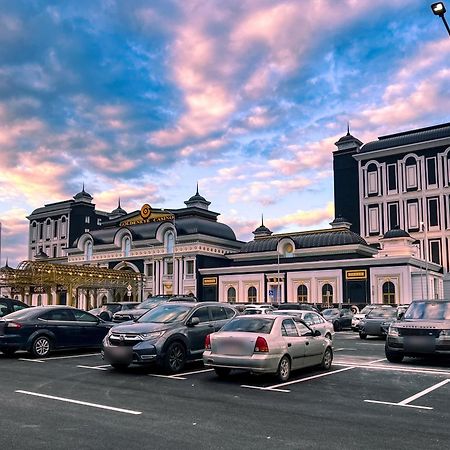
[111,321,173,334]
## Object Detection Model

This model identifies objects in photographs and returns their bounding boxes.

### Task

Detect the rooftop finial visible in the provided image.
[5,258,9,268]
[261,213,264,226]
[118,197,121,208]
[82,182,85,192]
[347,121,350,136]
[196,182,199,195]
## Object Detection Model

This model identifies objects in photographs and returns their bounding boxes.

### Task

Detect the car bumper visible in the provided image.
[386,336,450,356]
[203,351,280,374]
[0,335,25,350]
[102,339,160,365]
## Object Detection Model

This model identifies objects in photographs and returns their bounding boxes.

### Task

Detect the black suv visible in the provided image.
[0,297,29,318]
[112,295,196,323]
[103,301,238,373]
[385,300,450,362]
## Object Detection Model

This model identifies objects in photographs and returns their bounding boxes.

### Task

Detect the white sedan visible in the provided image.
[272,310,334,340]
[203,315,333,382]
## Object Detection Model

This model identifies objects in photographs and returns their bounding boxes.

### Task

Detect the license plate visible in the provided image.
[404,336,435,353]
[106,346,132,360]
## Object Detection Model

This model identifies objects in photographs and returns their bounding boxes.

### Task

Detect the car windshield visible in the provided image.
[366,309,397,319]
[221,317,274,333]
[137,304,191,323]
[103,304,121,313]
[140,296,171,309]
[242,309,263,315]
[360,306,374,314]
[1,308,37,320]
[404,301,450,320]
[322,309,339,316]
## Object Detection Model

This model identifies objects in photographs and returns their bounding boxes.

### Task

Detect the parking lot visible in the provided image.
[1,331,450,449]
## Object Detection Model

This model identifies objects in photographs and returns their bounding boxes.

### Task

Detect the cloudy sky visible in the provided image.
[1,0,450,266]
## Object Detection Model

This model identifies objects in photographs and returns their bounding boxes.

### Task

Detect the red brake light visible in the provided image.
[205,334,211,350]
[254,336,269,353]
[6,321,22,329]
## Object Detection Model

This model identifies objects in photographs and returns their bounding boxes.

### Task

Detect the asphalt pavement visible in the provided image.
[1,332,449,449]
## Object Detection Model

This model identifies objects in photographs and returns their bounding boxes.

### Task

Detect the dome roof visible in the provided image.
[253,215,272,237]
[383,227,411,239]
[184,184,211,209]
[110,199,127,217]
[73,184,93,202]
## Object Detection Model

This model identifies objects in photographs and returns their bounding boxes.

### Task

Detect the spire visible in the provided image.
[118,197,121,208]
[253,215,272,238]
[82,182,85,192]
[196,182,199,195]
[261,213,264,227]
[184,185,211,210]
[347,121,350,136]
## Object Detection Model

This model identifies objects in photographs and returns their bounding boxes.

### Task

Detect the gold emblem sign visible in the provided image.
[140,204,151,219]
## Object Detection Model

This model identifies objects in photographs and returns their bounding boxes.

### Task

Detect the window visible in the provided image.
[296,322,312,336]
[53,246,57,258]
[165,231,175,254]
[191,307,210,323]
[282,242,294,258]
[312,313,325,325]
[430,240,441,265]
[367,164,378,195]
[61,217,67,238]
[297,284,308,302]
[368,207,379,234]
[45,219,51,240]
[123,236,131,257]
[53,220,58,238]
[146,264,153,277]
[388,203,399,229]
[85,241,93,261]
[428,198,439,227]
[85,216,90,224]
[39,223,43,240]
[41,309,75,321]
[322,284,333,305]
[12,301,27,312]
[166,260,173,275]
[303,313,315,326]
[227,286,237,303]
[210,306,228,321]
[37,295,42,306]
[73,310,98,322]
[281,319,299,337]
[407,201,419,230]
[186,260,194,274]
[405,158,418,190]
[382,281,395,305]
[426,157,437,186]
[31,222,37,242]
[0,300,9,317]
[387,164,397,192]
[247,286,257,303]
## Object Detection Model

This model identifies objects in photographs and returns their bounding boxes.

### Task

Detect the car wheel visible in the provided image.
[164,341,186,374]
[325,332,332,340]
[321,347,333,370]
[214,367,231,378]
[110,363,129,370]
[333,321,341,332]
[1,348,16,357]
[385,347,404,363]
[31,336,52,358]
[277,355,291,382]
[359,332,367,340]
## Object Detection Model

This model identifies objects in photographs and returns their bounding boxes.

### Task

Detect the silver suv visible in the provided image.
[385,300,450,363]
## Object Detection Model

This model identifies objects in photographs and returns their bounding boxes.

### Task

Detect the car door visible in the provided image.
[187,306,215,356]
[340,310,352,328]
[0,299,10,318]
[72,309,109,347]
[210,305,236,332]
[296,321,324,367]
[281,319,306,370]
[38,309,79,348]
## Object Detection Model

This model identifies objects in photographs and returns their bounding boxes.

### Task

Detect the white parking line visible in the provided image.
[364,379,450,410]
[18,358,44,363]
[77,364,110,371]
[148,374,187,380]
[334,348,357,352]
[42,353,101,360]
[333,363,450,376]
[15,390,142,415]
[172,368,214,377]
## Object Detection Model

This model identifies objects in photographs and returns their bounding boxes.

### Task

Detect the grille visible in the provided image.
[398,328,441,338]
[109,333,142,346]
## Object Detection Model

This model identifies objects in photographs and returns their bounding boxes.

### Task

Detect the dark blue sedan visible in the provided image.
[0,306,113,357]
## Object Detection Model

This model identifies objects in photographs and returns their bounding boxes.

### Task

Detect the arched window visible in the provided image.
[367,163,379,195]
[37,294,42,306]
[31,222,37,241]
[61,217,67,238]
[85,241,93,261]
[165,231,175,254]
[382,281,395,304]
[282,242,294,258]
[297,284,308,302]
[227,287,236,304]
[123,236,131,257]
[322,284,333,306]
[45,219,51,239]
[248,286,257,304]
[405,157,418,190]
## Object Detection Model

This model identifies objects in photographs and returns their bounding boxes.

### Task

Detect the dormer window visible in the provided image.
[165,231,175,254]
[85,241,93,261]
[123,236,131,257]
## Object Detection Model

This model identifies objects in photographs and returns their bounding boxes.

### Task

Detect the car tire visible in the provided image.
[1,348,16,357]
[359,332,367,340]
[31,336,52,358]
[321,347,333,370]
[277,355,291,382]
[333,321,341,332]
[385,348,404,363]
[110,363,129,370]
[214,367,231,378]
[164,341,186,374]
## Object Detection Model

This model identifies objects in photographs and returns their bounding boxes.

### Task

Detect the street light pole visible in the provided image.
[431,2,450,37]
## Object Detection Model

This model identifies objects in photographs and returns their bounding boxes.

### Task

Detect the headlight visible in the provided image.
[439,330,450,337]
[388,326,399,337]
[139,331,165,340]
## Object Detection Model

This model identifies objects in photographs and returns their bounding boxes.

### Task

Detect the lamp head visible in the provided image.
[431,2,446,16]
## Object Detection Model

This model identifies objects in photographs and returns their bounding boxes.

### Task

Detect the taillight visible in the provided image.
[254,336,269,353]
[205,334,211,350]
[6,322,22,329]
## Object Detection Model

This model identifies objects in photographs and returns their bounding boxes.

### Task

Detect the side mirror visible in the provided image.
[397,312,405,320]
[314,330,321,337]
[188,317,200,327]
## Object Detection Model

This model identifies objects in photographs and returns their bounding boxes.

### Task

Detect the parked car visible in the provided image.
[358,308,398,339]
[0,306,113,357]
[321,308,353,331]
[272,310,334,340]
[0,297,29,318]
[89,302,141,321]
[242,305,274,315]
[276,303,321,314]
[103,302,238,372]
[112,295,196,323]
[385,300,450,363]
[203,315,333,382]
[351,304,393,331]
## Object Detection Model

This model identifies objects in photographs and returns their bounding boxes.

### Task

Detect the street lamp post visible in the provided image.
[431,2,450,37]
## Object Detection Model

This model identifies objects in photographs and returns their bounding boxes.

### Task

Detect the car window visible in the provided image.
[122,304,138,310]
[367,309,397,319]
[104,304,121,313]
[405,301,450,320]
[12,301,27,312]
[296,322,312,336]
[41,309,76,321]
[224,307,236,319]
[243,309,262,315]
[281,319,299,337]
[0,300,9,317]
[73,310,98,322]
[210,306,228,321]
[191,307,210,323]
[312,313,324,324]
[303,313,314,325]
[221,317,274,333]
[137,304,191,323]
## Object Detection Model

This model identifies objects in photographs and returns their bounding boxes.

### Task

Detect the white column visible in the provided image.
[173,258,179,294]
[159,260,164,294]
[154,260,160,295]
[179,257,184,295]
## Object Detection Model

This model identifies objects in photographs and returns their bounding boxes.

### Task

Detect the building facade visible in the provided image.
[334,122,450,295]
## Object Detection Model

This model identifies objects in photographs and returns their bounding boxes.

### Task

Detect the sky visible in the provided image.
[1,0,450,267]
